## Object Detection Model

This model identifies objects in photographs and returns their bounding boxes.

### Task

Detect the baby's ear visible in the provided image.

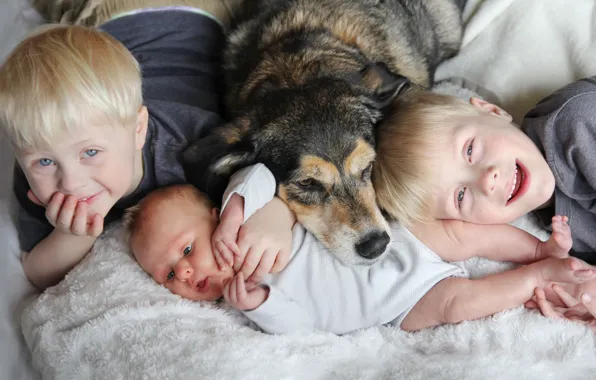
[211,207,220,220]
[469,97,512,121]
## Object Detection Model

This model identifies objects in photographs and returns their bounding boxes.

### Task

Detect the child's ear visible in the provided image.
[469,97,512,121]
[135,105,149,150]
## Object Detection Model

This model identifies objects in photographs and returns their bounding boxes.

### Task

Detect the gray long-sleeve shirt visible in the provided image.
[523,76,596,263]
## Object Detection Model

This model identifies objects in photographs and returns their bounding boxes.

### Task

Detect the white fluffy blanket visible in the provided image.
[20,0,596,379]
[21,221,596,380]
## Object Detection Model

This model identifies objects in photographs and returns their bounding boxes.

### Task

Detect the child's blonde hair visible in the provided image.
[373,90,483,226]
[0,24,142,150]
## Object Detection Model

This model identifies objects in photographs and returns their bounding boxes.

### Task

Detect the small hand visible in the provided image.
[29,190,103,237]
[235,198,293,283]
[212,217,242,270]
[526,285,596,331]
[222,272,269,311]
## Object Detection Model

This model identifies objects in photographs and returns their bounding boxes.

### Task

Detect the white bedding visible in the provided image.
[4,0,596,379]
[20,222,596,380]
[0,3,43,380]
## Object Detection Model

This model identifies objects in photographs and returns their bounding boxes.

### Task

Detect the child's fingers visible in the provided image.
[534,287,560,319]
[228,274,239,305]
[45,192,65,224]
[55,195,78,229]
[222,278,233,303]
[88,214,104,237]
[227,240,242,261]
[71,202,88,235]
[551,284,581,308]
[238,247,261,280]
[221,241,239,267]
[247,249,277,284]
[573,269,596,279]
[213,241,231,270]
[235,272,247,304]
[270,247,290,274]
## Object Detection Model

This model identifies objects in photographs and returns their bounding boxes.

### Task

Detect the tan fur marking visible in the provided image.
[217,118,251,144]
[344,139,375,176]
[300,155,340,187]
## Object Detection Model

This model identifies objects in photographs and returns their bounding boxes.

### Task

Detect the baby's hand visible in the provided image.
[29,190,104,237]
[212,194,244,270]
[222,272,269,311]
[540,215,572,259]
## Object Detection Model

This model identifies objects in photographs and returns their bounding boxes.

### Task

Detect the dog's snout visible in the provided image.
[355,231,390,260]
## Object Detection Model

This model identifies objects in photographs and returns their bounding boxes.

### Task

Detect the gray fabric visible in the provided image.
[14,10,225,252]
[522,76,596,263]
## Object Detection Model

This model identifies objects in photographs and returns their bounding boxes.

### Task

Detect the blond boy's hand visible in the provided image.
[28,190,104,237]
[222,272,269,311]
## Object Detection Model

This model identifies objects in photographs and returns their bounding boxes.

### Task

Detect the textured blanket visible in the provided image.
[21,216,596,380]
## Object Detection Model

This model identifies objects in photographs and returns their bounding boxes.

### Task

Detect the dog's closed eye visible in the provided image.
[361,162,373,181]
[296,178,325,192]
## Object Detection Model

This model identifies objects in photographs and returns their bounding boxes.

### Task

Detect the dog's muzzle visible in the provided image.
[355,230,390,260]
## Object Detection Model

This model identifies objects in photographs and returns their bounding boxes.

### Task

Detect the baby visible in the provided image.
[126,164,596,334]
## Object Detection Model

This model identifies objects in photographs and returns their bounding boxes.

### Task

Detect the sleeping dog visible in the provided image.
[183,0,465,265]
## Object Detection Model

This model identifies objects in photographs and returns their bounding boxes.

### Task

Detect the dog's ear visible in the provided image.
[352,62,411,109]
[182,117,259,203]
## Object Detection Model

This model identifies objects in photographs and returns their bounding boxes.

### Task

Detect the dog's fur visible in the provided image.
[184,0,465,265]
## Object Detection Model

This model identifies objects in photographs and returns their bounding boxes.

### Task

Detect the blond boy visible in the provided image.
[373,88,596,318]
[0,3,289,290]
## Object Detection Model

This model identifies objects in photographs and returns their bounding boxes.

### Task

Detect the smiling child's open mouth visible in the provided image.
[507,162,528,204]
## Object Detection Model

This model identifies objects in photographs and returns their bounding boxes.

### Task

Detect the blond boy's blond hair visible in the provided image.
[373,90,484,226]
[0,24,142,150]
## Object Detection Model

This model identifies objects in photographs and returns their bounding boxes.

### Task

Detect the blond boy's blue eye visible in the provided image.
[83,149,98,158]
[39,158,53,167]
[167,271,175,281]
[183,244,192,256]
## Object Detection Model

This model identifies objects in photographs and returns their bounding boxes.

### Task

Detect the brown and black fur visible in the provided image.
[183,0,465,265]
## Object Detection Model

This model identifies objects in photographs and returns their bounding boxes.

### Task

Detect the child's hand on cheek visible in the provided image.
[222,272,269,311]
[28,190,104,237]
[235,197,294,284]
[212,193,244,270]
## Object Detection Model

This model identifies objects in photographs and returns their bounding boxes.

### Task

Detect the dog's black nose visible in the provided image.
[355,231,390,260]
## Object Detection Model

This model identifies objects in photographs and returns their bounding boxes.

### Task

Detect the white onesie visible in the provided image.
[226,164,468,335]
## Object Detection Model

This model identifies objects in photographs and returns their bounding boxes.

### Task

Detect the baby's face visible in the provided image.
[131,195,234,301]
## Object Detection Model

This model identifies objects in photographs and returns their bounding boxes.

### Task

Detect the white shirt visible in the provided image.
[226,164,467,335]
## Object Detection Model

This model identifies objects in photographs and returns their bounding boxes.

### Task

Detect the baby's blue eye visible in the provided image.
[167,271,175,281]
[457,188,466,206]
[82,149,98,158]
[183,244,193,256]
[39,158,53,167]
[466,142,473,160]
